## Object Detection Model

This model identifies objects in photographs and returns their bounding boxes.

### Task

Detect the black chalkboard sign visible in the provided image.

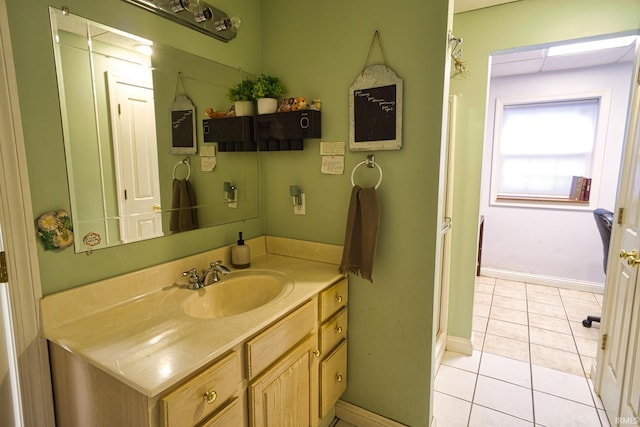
[349,64,402,151]
[171,110,194,147]
[170,95,197,154]
[353,84,396,142]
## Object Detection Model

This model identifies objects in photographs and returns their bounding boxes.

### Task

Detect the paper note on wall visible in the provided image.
[321,156,344,175]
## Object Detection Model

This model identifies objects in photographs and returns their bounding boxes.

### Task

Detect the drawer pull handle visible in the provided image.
[312,349,321,357]
[336,374,343,383]
[335,295,343,303]
[335,326,343,334]
[203,390,217,404]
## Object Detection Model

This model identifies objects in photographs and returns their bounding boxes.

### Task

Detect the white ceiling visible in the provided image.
[491,40,637,77]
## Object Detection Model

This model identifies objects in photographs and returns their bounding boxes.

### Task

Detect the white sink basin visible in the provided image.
[183,270,294,319]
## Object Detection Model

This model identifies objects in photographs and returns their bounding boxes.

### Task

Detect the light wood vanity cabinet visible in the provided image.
[317,279,348,419]
[49,278,348,427]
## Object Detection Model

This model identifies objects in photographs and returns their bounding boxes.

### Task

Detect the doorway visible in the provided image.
[474,33,640,425]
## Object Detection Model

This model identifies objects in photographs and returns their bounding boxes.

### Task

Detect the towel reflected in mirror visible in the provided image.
[170,178,198,233]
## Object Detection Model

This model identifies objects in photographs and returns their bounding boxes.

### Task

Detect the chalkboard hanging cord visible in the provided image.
[174,72,187,98]
[362,30,390,75]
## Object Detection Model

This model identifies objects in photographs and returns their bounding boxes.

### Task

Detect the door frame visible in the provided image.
[0,0,55,425]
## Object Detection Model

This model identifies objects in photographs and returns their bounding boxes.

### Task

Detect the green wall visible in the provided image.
[8,0,451,425]
[449,0,640,340]
[260,1,450,425]
[6,0,263,294]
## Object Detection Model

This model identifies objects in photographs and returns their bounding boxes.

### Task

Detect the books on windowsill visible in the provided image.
[569,176,591,201]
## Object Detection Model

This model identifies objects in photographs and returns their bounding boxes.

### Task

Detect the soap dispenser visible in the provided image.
[231,232,251,269]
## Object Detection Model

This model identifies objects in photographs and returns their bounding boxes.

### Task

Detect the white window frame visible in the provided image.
[490,90,611,209]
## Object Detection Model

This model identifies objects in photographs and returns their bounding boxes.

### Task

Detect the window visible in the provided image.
[492,96,602,203]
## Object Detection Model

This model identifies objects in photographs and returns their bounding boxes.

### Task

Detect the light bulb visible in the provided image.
[181,0,201,13]
[194,7,213,22]
[214,16,241,31]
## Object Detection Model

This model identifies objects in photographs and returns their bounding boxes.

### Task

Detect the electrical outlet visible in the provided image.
[294,193,306,215]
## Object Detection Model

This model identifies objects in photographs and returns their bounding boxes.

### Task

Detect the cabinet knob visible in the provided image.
[312,349,321,357]
[203,390,217,404]
[335,326,343,334]
[334,295,343,303]
[336,374,343,383]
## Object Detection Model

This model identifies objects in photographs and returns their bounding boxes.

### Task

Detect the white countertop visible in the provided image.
[43,253,343,397]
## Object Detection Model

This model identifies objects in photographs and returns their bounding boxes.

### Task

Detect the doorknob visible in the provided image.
[628,255,640,267]
[620,249,638,260]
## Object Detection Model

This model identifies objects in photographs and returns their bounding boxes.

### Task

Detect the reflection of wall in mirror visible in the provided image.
[52,11,260,253]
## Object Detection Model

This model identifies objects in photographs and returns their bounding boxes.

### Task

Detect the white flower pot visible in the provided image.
[257,98,278,114]
[234,100,254,117]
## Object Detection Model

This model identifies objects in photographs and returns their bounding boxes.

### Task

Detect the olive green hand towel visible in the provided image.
[339,185,380,282]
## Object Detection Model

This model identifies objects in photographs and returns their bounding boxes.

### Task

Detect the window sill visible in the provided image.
[492,196,593,210]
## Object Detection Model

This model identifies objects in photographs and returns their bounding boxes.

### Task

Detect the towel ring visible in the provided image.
[173,158,191,180]
[351,156,383,189]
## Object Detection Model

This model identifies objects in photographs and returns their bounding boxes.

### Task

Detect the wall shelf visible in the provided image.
[202,110,321,152]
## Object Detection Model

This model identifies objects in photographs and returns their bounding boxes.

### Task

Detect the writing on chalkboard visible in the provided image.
[353,84,396,143]
[171,110,196,151]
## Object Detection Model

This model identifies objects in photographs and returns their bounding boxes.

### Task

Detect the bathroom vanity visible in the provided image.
[41,237,348,427]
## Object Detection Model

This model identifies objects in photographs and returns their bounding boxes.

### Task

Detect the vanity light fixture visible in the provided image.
[121,0,238,43]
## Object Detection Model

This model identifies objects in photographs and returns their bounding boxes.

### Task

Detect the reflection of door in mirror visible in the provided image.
[107,74,163,243]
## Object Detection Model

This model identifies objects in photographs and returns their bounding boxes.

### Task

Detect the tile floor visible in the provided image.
[434,276,609,427]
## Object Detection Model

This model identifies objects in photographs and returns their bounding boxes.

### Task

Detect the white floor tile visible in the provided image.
[442,350,482,373]
[533,391,601,427]
[469,404,533,427]
[434,365,477,402]
[598,409,612,427]
[479,352,531,388]
[473,376,533,422]
[433,391,471,427]
[531,364,593,405]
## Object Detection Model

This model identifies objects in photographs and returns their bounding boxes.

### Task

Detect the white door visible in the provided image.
[619,64,640,423]
[108,75,163,243]
[598,59,640,425]
[0,227,23,427]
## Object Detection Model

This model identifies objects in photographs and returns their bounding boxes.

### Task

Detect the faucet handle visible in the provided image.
[182,268,198,277]
[181,268,201,289]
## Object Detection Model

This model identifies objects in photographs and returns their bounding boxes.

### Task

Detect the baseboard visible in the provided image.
[480,268,605,294]
[445,335,473,355]
[335,400,408,427]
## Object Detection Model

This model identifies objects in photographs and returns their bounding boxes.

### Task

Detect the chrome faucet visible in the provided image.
[181,261,230,290]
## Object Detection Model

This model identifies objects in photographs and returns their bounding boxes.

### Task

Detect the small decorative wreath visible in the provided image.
[37,210,74,250]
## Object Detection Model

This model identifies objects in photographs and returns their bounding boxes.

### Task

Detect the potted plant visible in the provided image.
[227,78,255,116]
[252,74,286,114]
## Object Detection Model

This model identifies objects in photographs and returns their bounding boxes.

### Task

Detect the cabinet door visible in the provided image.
[320,340,347,418]
[249,335,318,427]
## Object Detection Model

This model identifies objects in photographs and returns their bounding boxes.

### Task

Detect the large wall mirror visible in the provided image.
[49,7,258,253]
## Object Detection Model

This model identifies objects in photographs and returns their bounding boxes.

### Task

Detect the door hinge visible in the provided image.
[124,189,128,200]
[617,207,624,225]
[0,251,8,282]
[601,333,608,351]
[118,103,121,115]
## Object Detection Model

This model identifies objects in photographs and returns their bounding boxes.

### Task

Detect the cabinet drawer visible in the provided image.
[161,352,241,427]
[320,307,348,355]
[319,279,348,322]
[199,396,244,427]
[320,340,347,417]
[246,299,316,379]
